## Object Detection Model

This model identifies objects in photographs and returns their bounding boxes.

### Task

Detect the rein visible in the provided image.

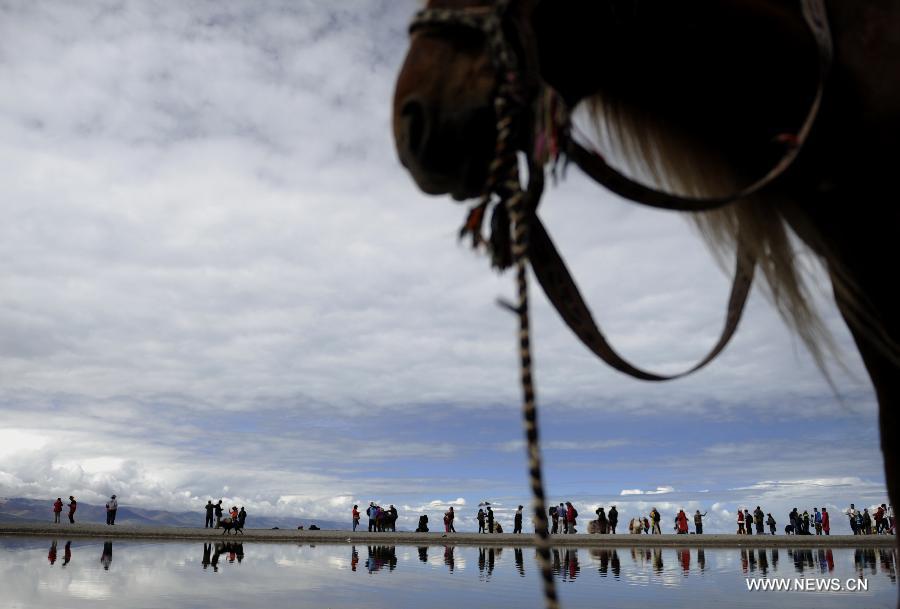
[407,2,831,607]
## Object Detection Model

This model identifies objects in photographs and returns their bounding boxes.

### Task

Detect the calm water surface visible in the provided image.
[0,538,896,608]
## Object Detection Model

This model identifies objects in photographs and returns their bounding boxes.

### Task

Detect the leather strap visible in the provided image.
[528,215,756,380]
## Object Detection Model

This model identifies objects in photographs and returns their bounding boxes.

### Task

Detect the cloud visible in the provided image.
[620,486,675,496]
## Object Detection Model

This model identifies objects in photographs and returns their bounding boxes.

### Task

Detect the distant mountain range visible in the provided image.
[0,497,345,530]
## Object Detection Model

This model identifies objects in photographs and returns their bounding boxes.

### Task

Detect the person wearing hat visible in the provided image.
[106,495,118,525]
[68,496,77,523]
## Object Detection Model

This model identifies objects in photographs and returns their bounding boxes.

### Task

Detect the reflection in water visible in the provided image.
[3,540,898,609]
[366,545,396,573]
[100,542,112,571]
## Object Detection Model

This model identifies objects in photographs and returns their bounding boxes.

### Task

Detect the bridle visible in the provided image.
[406,2,832,607]
[410,0,834,380]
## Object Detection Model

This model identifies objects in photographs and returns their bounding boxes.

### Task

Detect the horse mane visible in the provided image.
[579,94,839,378]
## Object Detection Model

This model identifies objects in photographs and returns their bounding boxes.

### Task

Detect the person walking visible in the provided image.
[106,495,118,525]
[477,508,486,533]
[204,501,215,528]
[608,506,618,534]
[514,505,523,534]
[352,505,360,532]
[444,506,456,533]
[822,507,830,535]
[67,496,77,524]
[694,510,707,534]
[52,498,63,524]
[766,513,777,535]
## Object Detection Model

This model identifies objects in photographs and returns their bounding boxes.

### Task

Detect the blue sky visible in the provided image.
[0,0,887,534]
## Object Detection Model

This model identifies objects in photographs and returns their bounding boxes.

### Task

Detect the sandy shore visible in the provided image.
[1,522,895,547]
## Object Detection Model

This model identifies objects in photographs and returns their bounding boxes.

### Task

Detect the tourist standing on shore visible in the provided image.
[487,506,494,533]
[822,507,830,535]
[676,510,688,534]
[847,503,858,534]
[863,508,873,534]
[52,498,63,524]
[238,507,246,528]
[595,507,608,534]
[214,500,223,525]
[814,508,823,535]
[767,513,776,535]
[802,510,811,535]
[754,506,764,534]
[388,505,398,532]
[352,505,360,532]
[68,496,77,523]
[106,495,118,525]
[875,504,886,534]
[649,507,661,534]
[477,508,486,533]
[367,502,376,532]
[566,502,578,534]
[737,510,745,534]
[744,509,753,535]
[608,506,618,534]
[559,503,568,534]
[514,505,523,534]
[204,501,215,528]
[694,510,707,534]
[549,505,559,534]
[789,508,799,534]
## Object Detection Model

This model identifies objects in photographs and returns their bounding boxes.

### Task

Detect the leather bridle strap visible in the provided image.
[566,0,833,212]
[528,215,756,380]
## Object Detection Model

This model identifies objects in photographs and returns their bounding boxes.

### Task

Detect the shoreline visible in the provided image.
[1,523,895,547]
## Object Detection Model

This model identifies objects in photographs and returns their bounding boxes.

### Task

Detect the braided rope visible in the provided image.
[410,5,558,608]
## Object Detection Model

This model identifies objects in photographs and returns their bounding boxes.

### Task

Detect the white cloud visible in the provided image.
[620,486,675,496]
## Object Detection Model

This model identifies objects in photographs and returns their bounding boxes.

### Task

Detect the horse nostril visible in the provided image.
[401,98,428,158]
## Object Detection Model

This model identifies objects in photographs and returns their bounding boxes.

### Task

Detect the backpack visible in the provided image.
[549,506,557,517]
[571,508,578,519]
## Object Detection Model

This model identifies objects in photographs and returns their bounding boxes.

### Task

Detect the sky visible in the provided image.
[0,0,888,534]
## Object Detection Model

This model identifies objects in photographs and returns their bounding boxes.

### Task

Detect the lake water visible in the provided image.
[0,538,896,608]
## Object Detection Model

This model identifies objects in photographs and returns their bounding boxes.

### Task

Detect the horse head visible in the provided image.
[392,0,540,200]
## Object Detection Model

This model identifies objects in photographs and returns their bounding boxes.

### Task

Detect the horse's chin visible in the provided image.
[407,161,488,202]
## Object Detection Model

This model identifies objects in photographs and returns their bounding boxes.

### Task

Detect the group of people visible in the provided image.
[475,505,508,533]
[620,508,706,535]
[549,502,581,534]
[737,507,777,535]
[354,503,398,532]
[51,494,117,525]
[204,500,247,529]
[845,503,894,535]
[590,505,619,534]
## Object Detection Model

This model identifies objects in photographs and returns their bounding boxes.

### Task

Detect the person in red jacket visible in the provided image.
[565,502,578,534]
[822,507,830,535]
[52,498,63,524]
[352,505,360,532]
[676,510,689,534]
[67,496,77,524]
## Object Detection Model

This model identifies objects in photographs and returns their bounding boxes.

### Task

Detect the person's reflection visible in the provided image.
[487,547,497,578]
[564,549,580,580]
[551,548,561,577]
[697,549,706,573]
[817,548,827,573]
[594,549,610,576]
[478,547,486,575]
[514,547,525,577]
[443,545,455,572]
[757,549,768,575]
[211,543,221,572]
[100,542,113,571]
[63,541,72,566]
[878,548,895,582]
[235,543,244,564]
[48,541,58,566]
[740,548,749,574]
[650,548,661,575]
[611,549,621,578]
[747,547,757,572]
[417,547,428,564]
[678,548,690,574]
[771,548,779,571]
[351,546,359,572]
[202,543,211,570]
[366,545,396,573]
